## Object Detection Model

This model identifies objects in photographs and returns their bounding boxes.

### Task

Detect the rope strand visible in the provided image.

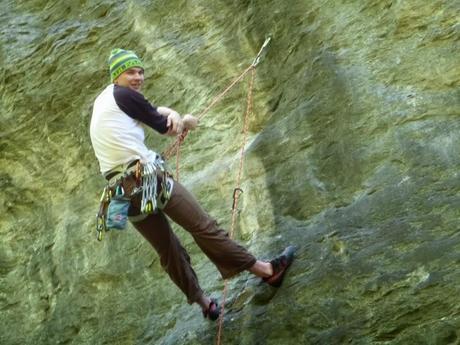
[160,38,269,344]
[163,65,255,163]
[216,67,256,345]
[165,65,258,345]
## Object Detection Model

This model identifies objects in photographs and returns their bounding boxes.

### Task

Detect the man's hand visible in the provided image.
[157,107,184,136]
[166,111,184,136]
[183,114,198,130]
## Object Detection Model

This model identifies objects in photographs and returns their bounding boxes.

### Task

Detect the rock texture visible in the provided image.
[1,1,459,344]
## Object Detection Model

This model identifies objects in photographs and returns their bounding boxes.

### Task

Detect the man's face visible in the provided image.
[114,67,144,92]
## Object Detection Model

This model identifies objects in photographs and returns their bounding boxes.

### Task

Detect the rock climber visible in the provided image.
[89,48,295,320]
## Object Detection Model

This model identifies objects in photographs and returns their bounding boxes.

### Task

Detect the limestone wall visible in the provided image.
[1,1,459,344]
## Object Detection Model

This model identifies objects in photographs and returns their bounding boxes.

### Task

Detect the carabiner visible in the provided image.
[252,36,272,67]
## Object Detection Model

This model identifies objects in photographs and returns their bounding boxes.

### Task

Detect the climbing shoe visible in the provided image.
[263,245,296,287]
[202,298,221,321]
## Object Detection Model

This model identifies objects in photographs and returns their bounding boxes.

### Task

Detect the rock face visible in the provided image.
[1,1,459,344]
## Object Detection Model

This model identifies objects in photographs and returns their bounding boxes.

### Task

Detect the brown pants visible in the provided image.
[129,181,256,304]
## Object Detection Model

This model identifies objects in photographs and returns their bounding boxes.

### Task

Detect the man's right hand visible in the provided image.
[166,111,184,136]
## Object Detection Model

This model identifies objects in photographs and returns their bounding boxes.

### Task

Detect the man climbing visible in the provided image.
[90,48,295,320]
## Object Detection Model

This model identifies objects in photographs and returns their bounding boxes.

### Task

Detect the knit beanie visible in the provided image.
[108,49,144,82]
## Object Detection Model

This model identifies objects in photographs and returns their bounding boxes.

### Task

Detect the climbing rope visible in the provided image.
[161,38,270,345]
[163,37,272,180]
[165,63,253,180]
[162,63,255,163]
[216,66,256,345]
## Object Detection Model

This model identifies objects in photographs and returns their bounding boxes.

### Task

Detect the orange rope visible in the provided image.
[160,37,269,343]
[198,64,255,121]
[164,62,257,345]
[163,64,255,166]
[174,129,188,181]
[216,67,256,345]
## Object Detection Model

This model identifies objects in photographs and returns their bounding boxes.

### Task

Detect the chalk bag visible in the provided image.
[106,196,130,230]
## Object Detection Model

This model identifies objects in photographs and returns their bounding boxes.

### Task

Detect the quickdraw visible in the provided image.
[96,186,111,241]
[252,36,271,67]
[141,162,157,213]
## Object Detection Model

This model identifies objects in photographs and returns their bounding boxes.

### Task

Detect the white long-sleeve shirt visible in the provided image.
[90,84,168,174]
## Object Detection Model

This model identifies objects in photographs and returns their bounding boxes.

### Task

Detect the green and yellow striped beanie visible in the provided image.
[108,49,144,82]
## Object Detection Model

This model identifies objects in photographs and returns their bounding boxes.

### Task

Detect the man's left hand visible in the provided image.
[183,114,198,130]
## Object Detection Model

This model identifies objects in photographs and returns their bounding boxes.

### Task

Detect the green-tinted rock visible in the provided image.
[1,0,459,344]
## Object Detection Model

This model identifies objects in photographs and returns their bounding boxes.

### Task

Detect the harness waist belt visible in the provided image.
[104,160,139,181]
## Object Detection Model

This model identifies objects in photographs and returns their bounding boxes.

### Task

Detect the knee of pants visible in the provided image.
[158,243,192,271]
[191,217,223,235]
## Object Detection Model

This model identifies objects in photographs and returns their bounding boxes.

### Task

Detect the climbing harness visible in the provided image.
[95,155,173,241]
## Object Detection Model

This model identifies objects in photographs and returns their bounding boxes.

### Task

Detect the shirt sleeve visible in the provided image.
[113,85,168,134]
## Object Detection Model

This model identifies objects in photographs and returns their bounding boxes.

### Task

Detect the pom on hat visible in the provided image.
[108,49,144,82]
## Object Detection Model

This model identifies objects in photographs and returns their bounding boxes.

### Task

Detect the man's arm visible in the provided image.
[114,87,198,135]
[114,86,168,134]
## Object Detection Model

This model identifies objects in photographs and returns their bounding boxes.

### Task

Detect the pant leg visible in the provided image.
[163,181,257,279]
[130,211,204,304]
